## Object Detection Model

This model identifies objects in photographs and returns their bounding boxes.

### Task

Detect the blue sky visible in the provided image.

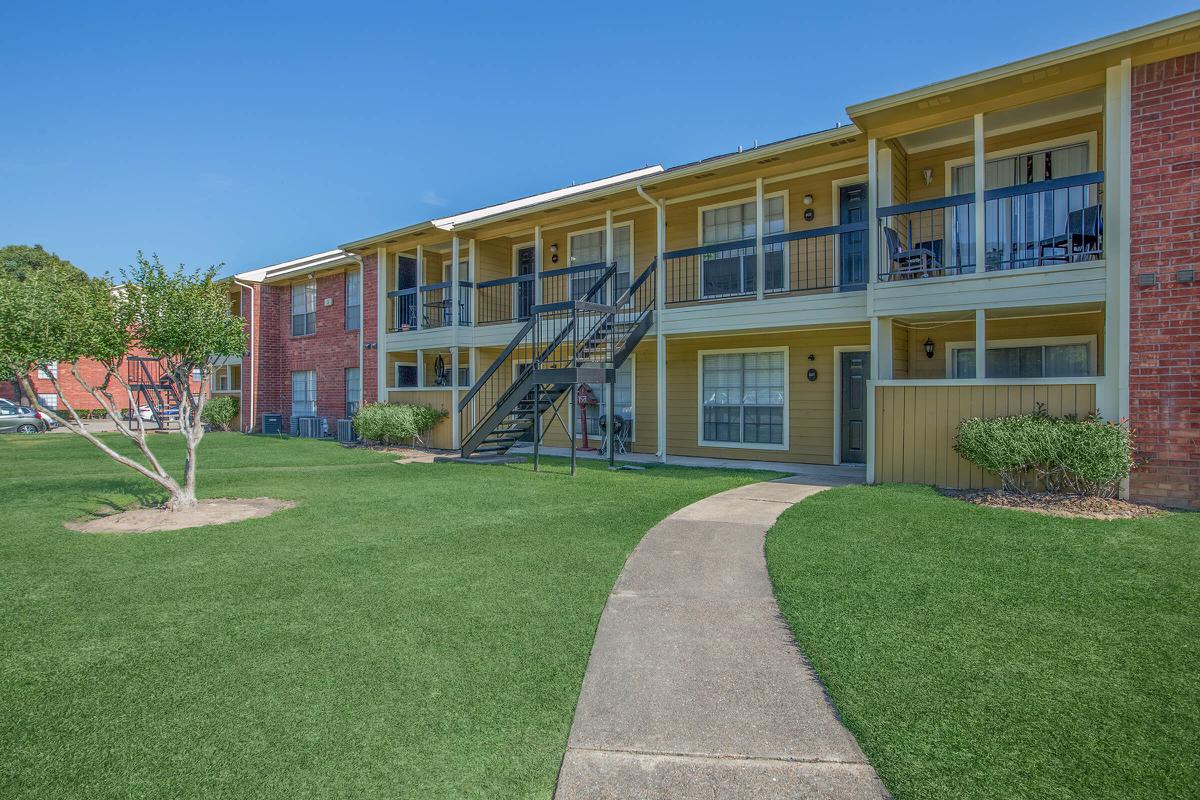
[1,2,1192,277]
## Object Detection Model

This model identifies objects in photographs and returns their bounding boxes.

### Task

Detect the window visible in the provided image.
[394,363,418,388]
[701,350,786,447]
[37,362,58,379]
[37,393,58,410]
[215,365,241,392]
[582,361,634,439]
[951,339,1093,379]
[345,367,361,416]
[700,196,786,297]
[291,280,317,336]
[345,270,361,331]
[191,367,203,382]
[458,366,471,388]
[291,370,316,418]
[950,142,1092,269]
[569,224,632,300]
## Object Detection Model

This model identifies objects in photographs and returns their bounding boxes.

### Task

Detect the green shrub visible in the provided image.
[201,395,240,431]
[91,408,106,419]
[353,402,447,446]
[954,405,1133,496]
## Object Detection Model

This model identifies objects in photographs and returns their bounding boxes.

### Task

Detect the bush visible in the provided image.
[91,408,106,419]
[201,395,239,431]
[353,402,447,446]
[954,405,1133,496]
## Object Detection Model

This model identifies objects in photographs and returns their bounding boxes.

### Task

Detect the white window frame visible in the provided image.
[696,346,789,451]
[345,269,362,331]
[392,361,418,389]
[345,367,362,415]
[290,370,317,418]
[945,335,1098,379]
[214,365,241,393]
[37,361,58,379]
[37,393,58,410]
[291,279,317,337]
[566,221,635,300]
[695,191,789,298]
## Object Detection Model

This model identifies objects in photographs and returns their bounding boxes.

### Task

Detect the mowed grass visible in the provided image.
[0,433,773,800]
[766,484,1200,800]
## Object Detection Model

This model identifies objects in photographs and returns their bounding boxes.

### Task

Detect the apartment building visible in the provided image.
[233,13,1200,509]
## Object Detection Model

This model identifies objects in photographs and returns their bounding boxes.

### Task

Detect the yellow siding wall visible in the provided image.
[385,389,455,449]
[892,321,910,378]
[874,382,1098,488]
[898,312,1104,380]
[632,329,871,464]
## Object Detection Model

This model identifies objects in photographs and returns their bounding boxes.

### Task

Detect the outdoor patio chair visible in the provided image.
[883,226,941,280]
[1038,204,1103,263]
[599,414,628,456]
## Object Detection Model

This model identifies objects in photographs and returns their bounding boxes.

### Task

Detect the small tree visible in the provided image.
[0,255,247,510]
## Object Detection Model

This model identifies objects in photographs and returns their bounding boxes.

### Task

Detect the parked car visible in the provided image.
[0,404,48,433]
[0,398,57,427]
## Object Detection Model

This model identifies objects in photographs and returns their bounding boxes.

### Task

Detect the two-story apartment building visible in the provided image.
[234,12,1200,509]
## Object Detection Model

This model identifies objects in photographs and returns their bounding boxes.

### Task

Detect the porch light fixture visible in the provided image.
[923,168,934,186]
[802,194,813,205]
[550,243,558,254]
[924,338,936,359]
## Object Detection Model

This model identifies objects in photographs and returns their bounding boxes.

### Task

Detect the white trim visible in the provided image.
[510,241,535,277]
[393,360,418,389]
[566,220,635,274]
[831,174,869,287]
[832,345,871,465]
[944,334,1098,378]
[696,346,790,451]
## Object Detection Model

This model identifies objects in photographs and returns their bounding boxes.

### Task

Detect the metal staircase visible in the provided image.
[126,356,181,430]
[458,259,657,469]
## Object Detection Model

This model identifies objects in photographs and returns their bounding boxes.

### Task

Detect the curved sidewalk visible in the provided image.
[555,472,888,799]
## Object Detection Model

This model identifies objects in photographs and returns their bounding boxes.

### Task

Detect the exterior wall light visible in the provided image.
[924,338,936,359]
[802,194,813,205]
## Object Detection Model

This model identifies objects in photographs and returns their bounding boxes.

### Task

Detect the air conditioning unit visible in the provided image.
[261,413,282,435]
[336,418,357,444]
[297,416,321,439]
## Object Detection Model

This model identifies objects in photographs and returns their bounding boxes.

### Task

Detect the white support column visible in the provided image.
[450,346,460,449]
[467,238,476,327]
[605,210,614,303]
[375,246,387,403]
[450,236,461,330]
[533,225,543,307]
[754,177,765,301]
[973,114,987,275]
[414,245,424,332]
[655,199,667,463]
[416,349,425,389]
[1103,58,1132,426]
[975,309,987,379]
[866,316,881,484]
[866,139,879,317]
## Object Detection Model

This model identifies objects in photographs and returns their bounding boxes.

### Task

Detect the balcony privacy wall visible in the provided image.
[874,382,1099,488]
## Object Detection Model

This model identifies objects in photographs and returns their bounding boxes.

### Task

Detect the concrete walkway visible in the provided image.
[555,473,888,800]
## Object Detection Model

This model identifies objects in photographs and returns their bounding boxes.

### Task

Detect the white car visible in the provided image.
[0,398,57,427]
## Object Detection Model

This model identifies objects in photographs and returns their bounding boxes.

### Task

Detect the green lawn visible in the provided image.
[766,483,1199,800]
[0,433,772,800]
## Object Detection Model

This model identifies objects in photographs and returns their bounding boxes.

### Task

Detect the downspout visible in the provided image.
[635,183,668,463]
[233,279,256,433]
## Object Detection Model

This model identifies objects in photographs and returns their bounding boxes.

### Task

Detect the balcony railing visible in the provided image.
[540,261,612,305]
[877,171,1103,281]
[664,222,868,305]
[476,273,534,326]
[386,281,472,331]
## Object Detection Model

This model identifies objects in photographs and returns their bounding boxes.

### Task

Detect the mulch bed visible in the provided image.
[938,488,1165,520]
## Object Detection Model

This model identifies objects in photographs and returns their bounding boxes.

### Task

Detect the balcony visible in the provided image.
[387,281,473,332]
[877,172,1104,282]
[663,222,868,305]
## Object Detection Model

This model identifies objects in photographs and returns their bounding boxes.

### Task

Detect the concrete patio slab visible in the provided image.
[555,469,887,799]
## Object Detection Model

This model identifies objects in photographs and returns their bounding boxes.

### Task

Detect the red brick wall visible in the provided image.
[247,261,375,433]
[1129,53,1200,509]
